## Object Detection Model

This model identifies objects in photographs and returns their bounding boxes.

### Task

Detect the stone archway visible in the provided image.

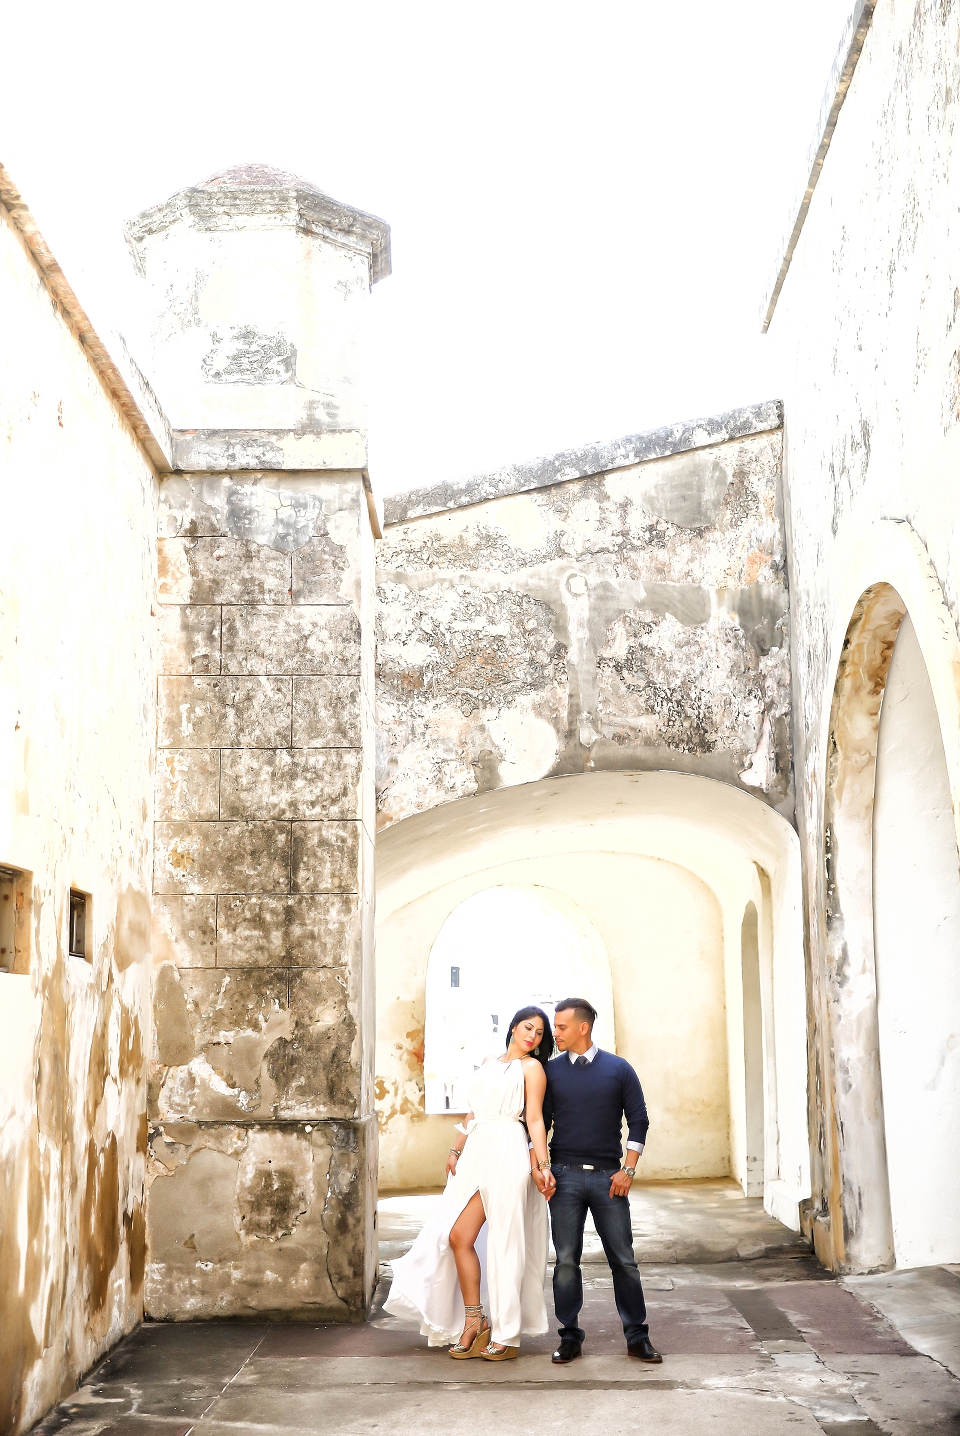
[816,523,960,1271]
[374,770,807,1223]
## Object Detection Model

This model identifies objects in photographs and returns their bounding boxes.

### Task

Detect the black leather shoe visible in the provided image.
[626,1337,662,1363]
[552,1338,582,1364]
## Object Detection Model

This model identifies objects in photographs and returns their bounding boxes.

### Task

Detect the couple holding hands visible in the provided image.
[385,998,662,1365]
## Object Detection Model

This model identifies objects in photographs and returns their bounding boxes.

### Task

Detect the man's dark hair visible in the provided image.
[554,997,597,1030]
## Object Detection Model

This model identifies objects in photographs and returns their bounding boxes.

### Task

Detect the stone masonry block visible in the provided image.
[152,967,360,1123]
[216,894,361,967]
[267,970,358,1119]
[292,676,362,746]
[158,537,292,605]
[220,749,362,821]
[179,968,289,1050]
[152,894,218,968]
[291,534,358,606]
[221,605,362,676]
[144,1116,376,1319]
[157,604,221,676]
[291,821,361,893]
[158,676,292,749]
[155,822,292,894]
[153,969,292,1122]
[156,749,220,820]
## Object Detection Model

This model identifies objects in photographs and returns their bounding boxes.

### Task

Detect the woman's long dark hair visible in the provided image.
[506,1005,554,1070]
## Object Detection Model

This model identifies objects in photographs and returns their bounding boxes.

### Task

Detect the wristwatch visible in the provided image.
[622,1166,636,1178]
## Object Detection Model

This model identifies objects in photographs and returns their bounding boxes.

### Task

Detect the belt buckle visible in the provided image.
[582,1164,594,1171]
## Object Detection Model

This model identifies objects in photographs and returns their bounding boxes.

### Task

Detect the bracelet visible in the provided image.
[537,1159,551,1172]
[449,1147,462,1158]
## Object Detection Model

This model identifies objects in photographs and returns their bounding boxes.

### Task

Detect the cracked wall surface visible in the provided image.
[771,0,960,1269]
[376,423,791,829]
[147,469,377,1320]
[0,195,156,1433]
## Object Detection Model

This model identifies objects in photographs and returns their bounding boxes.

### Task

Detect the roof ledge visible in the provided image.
[760,0,876,333]
[0,163,174,471]
[382,399,782,527]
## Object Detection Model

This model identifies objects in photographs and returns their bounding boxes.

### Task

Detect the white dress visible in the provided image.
[384,1057,549,1347]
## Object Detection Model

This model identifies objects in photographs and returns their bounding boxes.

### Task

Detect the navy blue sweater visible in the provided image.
[543,1050,649,1169]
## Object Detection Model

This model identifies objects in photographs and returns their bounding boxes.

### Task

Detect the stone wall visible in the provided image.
[770,0,960,1269]
[146,469,377,1319]
[376,409,792,831]
[0,186,158,1432]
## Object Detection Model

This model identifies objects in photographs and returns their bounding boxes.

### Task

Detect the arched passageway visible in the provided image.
[818,538,960,1271]
[875,616,960,1266]
[375,770,807,1228]
[422,885,615,1113]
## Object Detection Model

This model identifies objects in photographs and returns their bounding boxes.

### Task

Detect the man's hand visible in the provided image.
[533,1168,556,1200]
[609,1167,634,1199]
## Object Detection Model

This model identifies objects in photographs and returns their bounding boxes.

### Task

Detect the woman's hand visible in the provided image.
[446,1151,460,1179]
[532,1167,556,1200]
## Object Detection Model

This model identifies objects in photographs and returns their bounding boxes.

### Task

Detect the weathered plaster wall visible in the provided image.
[770,0,960,1268]
[375,422,792,830]
[0,198,157,1432]
[147,469,378,1319]
[376,853,730,1190]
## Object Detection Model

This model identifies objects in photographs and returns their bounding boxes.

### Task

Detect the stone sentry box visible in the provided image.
[132,166,386,1319]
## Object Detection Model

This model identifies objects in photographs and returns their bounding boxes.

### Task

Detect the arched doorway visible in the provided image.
[819,550,960,1270]
[873,615,960,1266]
[422,885,614,1114]
[740,901,764,1197]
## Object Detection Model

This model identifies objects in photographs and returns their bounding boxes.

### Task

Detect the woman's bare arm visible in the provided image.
[445,1111,474,1178]
[522,1061,553,1196]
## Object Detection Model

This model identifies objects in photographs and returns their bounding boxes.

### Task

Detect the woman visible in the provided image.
[384,1006,556,1360]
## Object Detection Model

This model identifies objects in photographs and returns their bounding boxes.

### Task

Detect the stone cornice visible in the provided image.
[383,399,783,527]
[125,184,391,287]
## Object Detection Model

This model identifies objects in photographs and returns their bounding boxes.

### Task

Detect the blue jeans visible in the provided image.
[549,1164,648,1345]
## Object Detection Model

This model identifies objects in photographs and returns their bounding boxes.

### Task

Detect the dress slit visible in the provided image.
[384,1059,549,1348]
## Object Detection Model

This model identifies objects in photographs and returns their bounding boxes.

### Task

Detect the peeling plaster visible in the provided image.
[376,430,792,829]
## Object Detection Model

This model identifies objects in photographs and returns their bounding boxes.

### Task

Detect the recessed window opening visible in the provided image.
[423,885,614,1115]
[0,865,27,975]
[69,889,90,961]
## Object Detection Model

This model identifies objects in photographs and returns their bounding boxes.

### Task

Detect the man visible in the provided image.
[537,997,661,1365]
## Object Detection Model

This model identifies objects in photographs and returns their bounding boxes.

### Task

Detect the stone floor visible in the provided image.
[33,1181,960,1436]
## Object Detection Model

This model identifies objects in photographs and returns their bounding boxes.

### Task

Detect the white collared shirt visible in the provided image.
[563,1045,643,1156]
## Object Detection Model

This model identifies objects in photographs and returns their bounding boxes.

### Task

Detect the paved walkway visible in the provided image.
[34,1182,960,1436]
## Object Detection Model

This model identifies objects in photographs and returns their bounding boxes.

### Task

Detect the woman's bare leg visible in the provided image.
[448,1192,488,1343]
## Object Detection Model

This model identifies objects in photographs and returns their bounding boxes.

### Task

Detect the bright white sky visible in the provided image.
[2,1,850,497]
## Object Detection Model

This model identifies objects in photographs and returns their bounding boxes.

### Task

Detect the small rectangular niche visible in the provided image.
[69,889,91,961]
[450,966,460,988]
[0,865,32,975]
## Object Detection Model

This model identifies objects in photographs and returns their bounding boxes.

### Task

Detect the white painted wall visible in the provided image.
[873,615,960,1267]
[0,198,158,1431]
[771,0,960,1267]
